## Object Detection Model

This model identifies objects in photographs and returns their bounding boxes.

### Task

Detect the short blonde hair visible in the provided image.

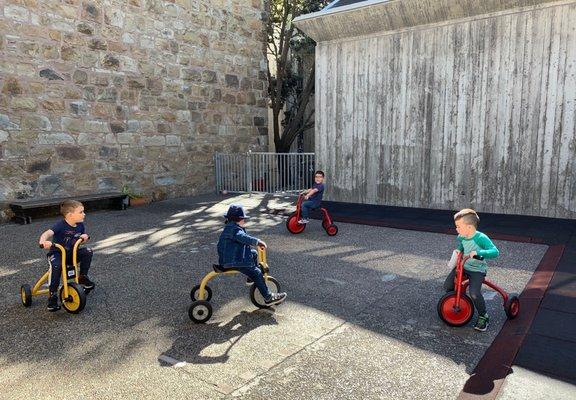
[454,208,479,227]
[60,200,83,216]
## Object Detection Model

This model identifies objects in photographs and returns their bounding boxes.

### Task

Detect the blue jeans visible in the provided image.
[229,250,271,300]
[301,200,319,219]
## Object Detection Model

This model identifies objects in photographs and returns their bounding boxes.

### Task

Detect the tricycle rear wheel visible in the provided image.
[505,293,520,319]
[20,284,32,307]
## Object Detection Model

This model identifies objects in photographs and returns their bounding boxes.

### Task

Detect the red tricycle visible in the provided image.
[286,193,338,236]
[437,253,520,326]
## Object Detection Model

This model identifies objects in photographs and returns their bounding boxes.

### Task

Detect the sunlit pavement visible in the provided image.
[0,194,559,399]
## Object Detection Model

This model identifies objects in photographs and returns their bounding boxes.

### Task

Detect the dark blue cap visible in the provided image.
[224,204,250,220]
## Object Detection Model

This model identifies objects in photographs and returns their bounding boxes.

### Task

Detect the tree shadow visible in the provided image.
[159,310,278,366]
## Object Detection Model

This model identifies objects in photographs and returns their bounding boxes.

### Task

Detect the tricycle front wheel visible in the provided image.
[286,213,305,234]
[60,283,86,314]
[437,291,474,327]
[250,276,281,309]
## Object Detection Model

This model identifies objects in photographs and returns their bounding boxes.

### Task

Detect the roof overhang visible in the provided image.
[293,0,567,42]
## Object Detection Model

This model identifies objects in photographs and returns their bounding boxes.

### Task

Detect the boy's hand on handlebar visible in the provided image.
[258,240,267,248]
[469,251,477,257]
[80,234,89,242]
[40,241,53,250]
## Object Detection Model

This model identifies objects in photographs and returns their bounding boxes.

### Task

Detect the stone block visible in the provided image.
[22,114,51,130]
[41,99,65,112]
[5,5,29,22]
[77,22,94,35]
[56,146,86,160]
[39,69,64,80]
[2,78,23,95]
[73,70,88,84]
[38,133,74,144]
[26,159,51,174]
[141,135,165,146]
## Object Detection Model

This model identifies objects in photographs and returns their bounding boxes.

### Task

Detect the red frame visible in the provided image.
[453,252,510,309]
[293,193,334,227]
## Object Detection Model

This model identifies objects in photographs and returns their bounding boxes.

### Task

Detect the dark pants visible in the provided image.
[47,247,93,293]
[444,267,487,316]
[301,200,319,219]
[228,249,271,300]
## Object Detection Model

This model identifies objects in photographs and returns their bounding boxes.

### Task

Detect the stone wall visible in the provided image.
[0,0,269,220]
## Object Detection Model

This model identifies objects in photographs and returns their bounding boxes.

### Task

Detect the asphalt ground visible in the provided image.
[0,194,549,399]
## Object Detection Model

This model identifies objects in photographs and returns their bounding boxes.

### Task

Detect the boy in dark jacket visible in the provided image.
[217,204,287,306]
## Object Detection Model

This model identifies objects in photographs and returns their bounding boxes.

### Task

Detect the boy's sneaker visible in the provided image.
[47,294,60,312]
[264,292,287,306]
[297,219,309,224]
[78,275,95,290]
[474,314,489,332]
[246,277,254,286]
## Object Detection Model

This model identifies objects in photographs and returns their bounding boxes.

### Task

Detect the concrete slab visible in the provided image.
[497,366,576,400]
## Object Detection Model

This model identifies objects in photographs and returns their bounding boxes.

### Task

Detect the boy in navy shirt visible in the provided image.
[39,200,94,311]
[298,170,325,224]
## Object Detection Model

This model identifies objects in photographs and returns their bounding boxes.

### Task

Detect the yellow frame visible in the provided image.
[197,245,270,299]
[31,239,83,298]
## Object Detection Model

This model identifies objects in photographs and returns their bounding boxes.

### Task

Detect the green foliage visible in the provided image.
[267,0,330,152]
[122,184,143,199]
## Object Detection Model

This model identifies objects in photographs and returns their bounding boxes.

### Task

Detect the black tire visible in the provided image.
[20,284,32,307]
[505,293,520,319]
[188,300,213,323]
[250,276,281,309]
[190,284,212,301]
[437,291,475,327]
[59,282,87,314]
[325,224,338,236]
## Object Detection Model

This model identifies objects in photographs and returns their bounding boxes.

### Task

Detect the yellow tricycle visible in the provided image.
[188,245,281,323]
[20,238,87,314]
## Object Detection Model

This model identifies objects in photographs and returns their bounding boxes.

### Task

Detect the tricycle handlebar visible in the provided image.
[39,237,87,250]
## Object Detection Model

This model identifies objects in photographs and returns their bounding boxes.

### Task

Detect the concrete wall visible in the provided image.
[315,1,576,218]
[0,0,269,220]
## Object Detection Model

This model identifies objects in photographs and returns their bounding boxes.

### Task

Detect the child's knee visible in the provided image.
[469,290,483,301]
[80,247,93,259]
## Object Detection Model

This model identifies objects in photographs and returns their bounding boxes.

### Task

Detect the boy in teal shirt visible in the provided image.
[443,208,499,331]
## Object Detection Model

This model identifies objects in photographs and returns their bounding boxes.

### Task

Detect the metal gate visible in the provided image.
[215,152,315,194]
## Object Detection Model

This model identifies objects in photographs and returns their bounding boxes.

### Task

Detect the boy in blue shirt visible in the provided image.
[39,200,95,311]
[444,208,499,332]
[298,170,325,224]
[217,205,287,306]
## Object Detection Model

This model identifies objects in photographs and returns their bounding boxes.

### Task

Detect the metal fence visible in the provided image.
[215,152,315,194]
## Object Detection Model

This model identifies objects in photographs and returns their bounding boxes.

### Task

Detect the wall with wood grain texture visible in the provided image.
[315,2,576,218]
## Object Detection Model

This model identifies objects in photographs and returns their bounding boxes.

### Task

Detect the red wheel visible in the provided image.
[286,213,306,234]
[437,292,474,327]
[505,293,520,319]
[326,224,338,236]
